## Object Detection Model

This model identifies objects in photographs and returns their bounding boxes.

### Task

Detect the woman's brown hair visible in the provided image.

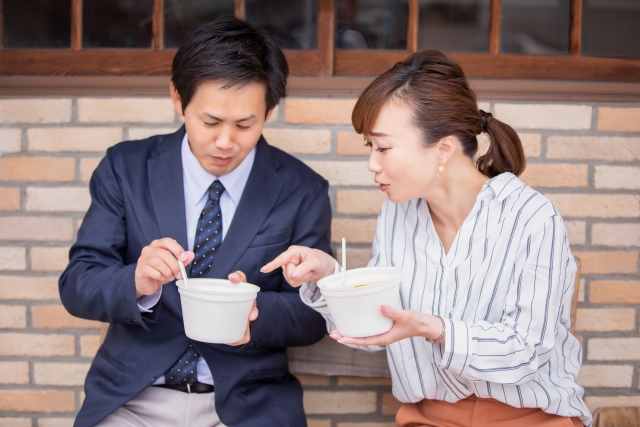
[352,49,525,177]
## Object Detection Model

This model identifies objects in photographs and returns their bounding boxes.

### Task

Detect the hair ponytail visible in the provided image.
[352,49,527,179]
[476,110,526,177]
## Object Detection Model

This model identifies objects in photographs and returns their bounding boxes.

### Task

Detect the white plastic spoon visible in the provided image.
[179,259,189,289]
[340,237,347,288]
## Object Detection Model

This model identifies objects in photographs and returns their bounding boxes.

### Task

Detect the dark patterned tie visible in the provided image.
[190,180,225,278]
[164,343,199,385]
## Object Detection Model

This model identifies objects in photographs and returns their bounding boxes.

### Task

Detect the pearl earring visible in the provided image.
[437,165,445,180]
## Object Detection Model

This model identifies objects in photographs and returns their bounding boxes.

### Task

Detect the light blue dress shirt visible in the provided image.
[139,133,256,385]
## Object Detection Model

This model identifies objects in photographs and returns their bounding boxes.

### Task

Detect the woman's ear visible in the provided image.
[169,81,184,118]
[437,135,457,165]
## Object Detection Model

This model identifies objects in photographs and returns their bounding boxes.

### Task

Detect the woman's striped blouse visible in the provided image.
[301,172,591,426]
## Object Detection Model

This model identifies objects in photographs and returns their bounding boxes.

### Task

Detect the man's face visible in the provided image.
[171,80,273,177]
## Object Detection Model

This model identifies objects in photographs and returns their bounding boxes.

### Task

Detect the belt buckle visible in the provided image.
[187,383,191,393]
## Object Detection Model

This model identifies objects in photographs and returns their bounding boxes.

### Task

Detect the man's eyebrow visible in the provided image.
[236,114,256,122]
[203,113,256,122]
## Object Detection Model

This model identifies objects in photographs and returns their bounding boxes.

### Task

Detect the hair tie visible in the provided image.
[479,110,493,132]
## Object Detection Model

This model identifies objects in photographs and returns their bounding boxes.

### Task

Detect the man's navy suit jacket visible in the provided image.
[59,127,330,427]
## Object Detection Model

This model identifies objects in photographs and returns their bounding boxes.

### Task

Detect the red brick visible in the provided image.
[575,308,636,332]
[0,187,21,211]
[0,305,27,329]
[0,390,75,412]
[0,361,29,384]
[589,281,640,304]
[304,391,376,414]
[337,132,369,156]
[520,164,588,188]
[285,99,357,125]
[0,275,60,300]
[332,219,377,244]
[32,305,101,329]
[0,333,75,356]
[598,107,640,132]
[80,334,102,358]
[0,217,73,241]
[0,157,75,181]
[0,99,71,124]
[573,251,638,275]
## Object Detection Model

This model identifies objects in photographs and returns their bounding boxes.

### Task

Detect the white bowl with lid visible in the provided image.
[317,266,402,338]
[176,278,259,344]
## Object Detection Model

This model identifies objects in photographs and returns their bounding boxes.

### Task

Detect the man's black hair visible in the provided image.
[171,16,288,114]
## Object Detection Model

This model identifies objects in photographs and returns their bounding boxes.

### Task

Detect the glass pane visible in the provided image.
[582,0,640,58]
[501,0,570,55]
[336,0,408,50]
[246,0,317,50]
[3,0,70,48]
[164,0,234,49]
[418,0,491,53]
[83,0,153,48]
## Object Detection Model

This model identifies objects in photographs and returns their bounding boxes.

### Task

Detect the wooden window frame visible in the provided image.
[0,0,639,84]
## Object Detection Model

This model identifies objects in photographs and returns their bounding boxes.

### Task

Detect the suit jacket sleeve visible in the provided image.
[58,148,154,330]
[248,180,332,349]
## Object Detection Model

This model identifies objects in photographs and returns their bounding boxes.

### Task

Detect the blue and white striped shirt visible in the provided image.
[301,172,591,426]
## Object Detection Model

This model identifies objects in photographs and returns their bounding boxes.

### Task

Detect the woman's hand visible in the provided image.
[227,270,259,346]
[261,246,336,288]
[330,305,445,346]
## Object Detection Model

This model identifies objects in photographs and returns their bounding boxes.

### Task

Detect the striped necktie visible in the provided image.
[190,180,225,278]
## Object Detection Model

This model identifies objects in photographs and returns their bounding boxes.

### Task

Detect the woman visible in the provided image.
[262,49,590,427]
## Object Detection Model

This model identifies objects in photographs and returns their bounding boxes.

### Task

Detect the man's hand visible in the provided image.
[329,306,445,346]
[135,238,195,299]
[227,270,259,346]
[261,246,336,288]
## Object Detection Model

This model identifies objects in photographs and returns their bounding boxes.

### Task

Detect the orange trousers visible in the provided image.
[396,395,583,427]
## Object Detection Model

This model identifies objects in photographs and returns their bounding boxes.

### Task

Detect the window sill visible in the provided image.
[1,75,640,102]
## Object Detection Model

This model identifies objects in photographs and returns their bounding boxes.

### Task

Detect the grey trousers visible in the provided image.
[95,386,226,427]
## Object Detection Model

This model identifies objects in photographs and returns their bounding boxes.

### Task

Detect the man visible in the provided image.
[59,17,330,427]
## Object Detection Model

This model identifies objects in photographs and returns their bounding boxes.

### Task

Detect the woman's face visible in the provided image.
[366,99,440,203]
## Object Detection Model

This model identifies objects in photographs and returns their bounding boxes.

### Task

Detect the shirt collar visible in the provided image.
[181,133,256,206]
[476,172,526,202]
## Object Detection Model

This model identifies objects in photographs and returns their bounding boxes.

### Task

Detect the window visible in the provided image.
[0,0,639,82]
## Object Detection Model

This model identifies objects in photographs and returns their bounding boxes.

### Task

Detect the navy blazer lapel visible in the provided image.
[147,126,189,251]
[209,137,284,278]
[147,127,188,315]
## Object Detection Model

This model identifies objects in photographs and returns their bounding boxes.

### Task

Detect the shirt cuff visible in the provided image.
[299,260,340,306]
[438,318,473,377]
[137,287,162,313]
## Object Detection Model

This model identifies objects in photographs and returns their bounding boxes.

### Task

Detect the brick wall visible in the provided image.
[0,95,639,426]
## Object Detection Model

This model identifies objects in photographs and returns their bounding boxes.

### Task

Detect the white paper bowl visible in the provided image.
[176,279,259,344]
[317,266,402,338]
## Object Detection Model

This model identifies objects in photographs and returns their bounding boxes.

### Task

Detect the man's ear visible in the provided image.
[169,81,184,117]
[265,107,275,123]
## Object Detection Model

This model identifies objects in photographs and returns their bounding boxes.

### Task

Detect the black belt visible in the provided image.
[155,382,214,394]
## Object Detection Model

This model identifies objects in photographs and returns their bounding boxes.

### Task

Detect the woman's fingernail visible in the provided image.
[291,270,300,278]
[179,252,187,261]
[337,340,344,344]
